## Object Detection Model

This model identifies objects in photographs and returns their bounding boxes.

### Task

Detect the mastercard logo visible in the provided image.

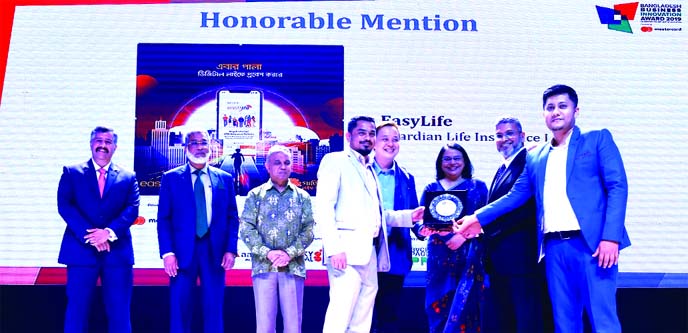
[641,26,653,32]
[133,216,146,225]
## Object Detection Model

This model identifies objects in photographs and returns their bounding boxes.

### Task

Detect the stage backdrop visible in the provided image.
[0,0,686,287]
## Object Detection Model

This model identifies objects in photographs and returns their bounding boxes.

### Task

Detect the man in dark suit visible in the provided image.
[457,85,630,333]
[481,117,550,333]
[371,121,421,333]
[57,126,140,333]
[157,129,239,333]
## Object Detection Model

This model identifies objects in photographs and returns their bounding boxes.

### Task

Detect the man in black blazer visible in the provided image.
[57,126,140,333]
[481,117,551,333]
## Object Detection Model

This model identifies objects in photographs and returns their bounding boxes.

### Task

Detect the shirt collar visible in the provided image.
[188,163,209,174]
[372,160,396,176]
[502,146,525,169]
[267,179,294,192]
[92,159,111,172]
[549,129,573,149]
[349,147,370,166]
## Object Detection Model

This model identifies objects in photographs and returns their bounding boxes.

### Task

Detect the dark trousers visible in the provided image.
[169,235,225,333]
[64,264,133,333]
[371,272,406,333]
[482,271,552,333]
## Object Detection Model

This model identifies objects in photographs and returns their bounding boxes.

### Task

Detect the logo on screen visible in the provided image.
[596,2,639,33]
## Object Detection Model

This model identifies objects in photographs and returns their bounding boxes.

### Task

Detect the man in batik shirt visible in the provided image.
[240,145,315,333]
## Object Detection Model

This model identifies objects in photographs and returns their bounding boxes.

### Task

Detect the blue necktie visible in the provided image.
[490,164,507,195]
[495,164,507,182]
[194,169,208,238]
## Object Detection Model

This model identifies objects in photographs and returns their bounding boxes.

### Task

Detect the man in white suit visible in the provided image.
[315,116,424,333]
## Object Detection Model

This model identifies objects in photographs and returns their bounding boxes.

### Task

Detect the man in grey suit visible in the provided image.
[315,116,423,333]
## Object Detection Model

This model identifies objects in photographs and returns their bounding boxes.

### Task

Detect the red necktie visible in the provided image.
[98,168,106,197]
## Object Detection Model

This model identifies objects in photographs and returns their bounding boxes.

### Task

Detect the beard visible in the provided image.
[354,140,374,156]
[186,150,209,165]
[355,147,373,156]
[499,145,515,159]
[499,143,523,159]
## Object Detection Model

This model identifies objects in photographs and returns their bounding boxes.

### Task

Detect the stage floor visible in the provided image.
[1,286,686,332]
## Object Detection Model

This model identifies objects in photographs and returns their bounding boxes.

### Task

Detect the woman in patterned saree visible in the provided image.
[420,143,488,333]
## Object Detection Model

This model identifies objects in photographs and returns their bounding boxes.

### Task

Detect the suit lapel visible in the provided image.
[208,168,220,192]
[536,144,550,199]
[393,162,405,210]
[85,160,101,198]
[566,126,581,184]
[102,164,120,198]
[490,165,510,199]
[487,165,511,200]
[85,160,122,199]
[181,164,195,204]
[489,170,506,200]
[208,168,221,212]
[489,149,523,200]
[348,151,376,198]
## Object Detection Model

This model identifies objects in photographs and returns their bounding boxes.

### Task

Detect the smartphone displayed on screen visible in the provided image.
[216,89,263,154]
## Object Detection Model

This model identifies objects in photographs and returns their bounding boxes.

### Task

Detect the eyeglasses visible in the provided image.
[188,141,209,147]
[495,131,519,139]
[442,156,463,163]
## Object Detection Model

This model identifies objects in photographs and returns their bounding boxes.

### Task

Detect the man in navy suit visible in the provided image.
[457,85,630,333]
[57,126,140,333]
[371,121,421,333]
[481,117,550,333]
[157,129,239,333]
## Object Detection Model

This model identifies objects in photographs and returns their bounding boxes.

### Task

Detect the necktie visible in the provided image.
[194,170,208,238]
[489,164,507,196]
[98,168,106,198]
[495,164,507,182]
